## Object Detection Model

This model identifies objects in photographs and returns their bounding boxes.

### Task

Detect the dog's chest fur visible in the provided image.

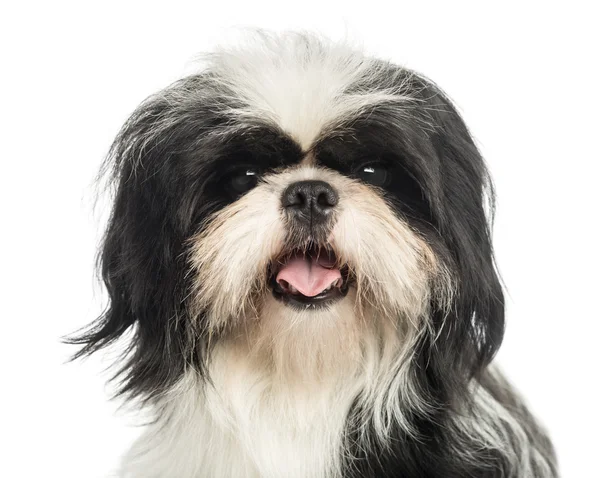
[122,339,366,478]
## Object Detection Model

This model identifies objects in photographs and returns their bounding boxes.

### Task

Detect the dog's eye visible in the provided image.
[228,169,259,194]
[356,164,389,187]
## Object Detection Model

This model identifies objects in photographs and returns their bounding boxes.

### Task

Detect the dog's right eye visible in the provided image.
[228,168,259,195]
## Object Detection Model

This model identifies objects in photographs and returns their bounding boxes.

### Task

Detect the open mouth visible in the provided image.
[269,246,350,309]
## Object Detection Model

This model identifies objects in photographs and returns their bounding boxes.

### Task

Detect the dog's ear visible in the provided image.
[67,80,207,400]
[418,79,505,388]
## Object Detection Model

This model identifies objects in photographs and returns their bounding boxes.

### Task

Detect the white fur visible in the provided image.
[121,299,400,478]
[203,32,415,149]
[189,166,446,333]
[178,40,450,474]
[116,34,550,478]
[449,367,557,477]
[125,164,448,478]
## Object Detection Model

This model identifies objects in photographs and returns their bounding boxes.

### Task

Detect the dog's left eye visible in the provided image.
[356,164,389,187]
[228,168,260,195]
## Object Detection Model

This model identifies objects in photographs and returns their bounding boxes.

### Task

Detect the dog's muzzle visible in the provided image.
[270,180,349,309]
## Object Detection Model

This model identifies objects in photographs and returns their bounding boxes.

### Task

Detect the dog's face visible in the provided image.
[190,157,444,332]
[74,34,503,405]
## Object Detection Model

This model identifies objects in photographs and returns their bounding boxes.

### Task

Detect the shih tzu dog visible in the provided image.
[70,32,558,477]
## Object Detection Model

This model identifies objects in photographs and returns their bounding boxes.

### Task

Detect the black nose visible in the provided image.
[282,180,338,225]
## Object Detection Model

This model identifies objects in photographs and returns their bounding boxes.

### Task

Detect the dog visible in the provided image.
[70,32,558,477]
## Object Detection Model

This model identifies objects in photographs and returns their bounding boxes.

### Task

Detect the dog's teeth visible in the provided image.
[320,281,341,294]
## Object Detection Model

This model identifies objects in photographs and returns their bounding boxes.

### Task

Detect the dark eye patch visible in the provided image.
[314,139,391,184]
[226,168,260,196]
[314,140,431,222]
[206,126,303,202]
[214,154,272,201]
[353,162,390,187]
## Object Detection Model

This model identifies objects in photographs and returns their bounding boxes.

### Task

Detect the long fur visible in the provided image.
[69,32,558,477]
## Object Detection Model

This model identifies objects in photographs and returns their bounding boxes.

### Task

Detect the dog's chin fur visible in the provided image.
[70,32,558,477]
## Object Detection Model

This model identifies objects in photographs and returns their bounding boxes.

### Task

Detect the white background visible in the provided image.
[2,1,598,477]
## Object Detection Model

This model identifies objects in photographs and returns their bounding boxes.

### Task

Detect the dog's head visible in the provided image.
[72,33,504,408]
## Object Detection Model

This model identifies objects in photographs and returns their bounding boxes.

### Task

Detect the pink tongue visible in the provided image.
[276,254,342,297]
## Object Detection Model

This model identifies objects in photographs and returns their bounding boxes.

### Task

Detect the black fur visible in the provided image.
[68,75,303,401]
[68,40,557,477]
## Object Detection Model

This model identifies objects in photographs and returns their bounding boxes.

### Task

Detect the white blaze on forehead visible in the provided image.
[203,33,412,149]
